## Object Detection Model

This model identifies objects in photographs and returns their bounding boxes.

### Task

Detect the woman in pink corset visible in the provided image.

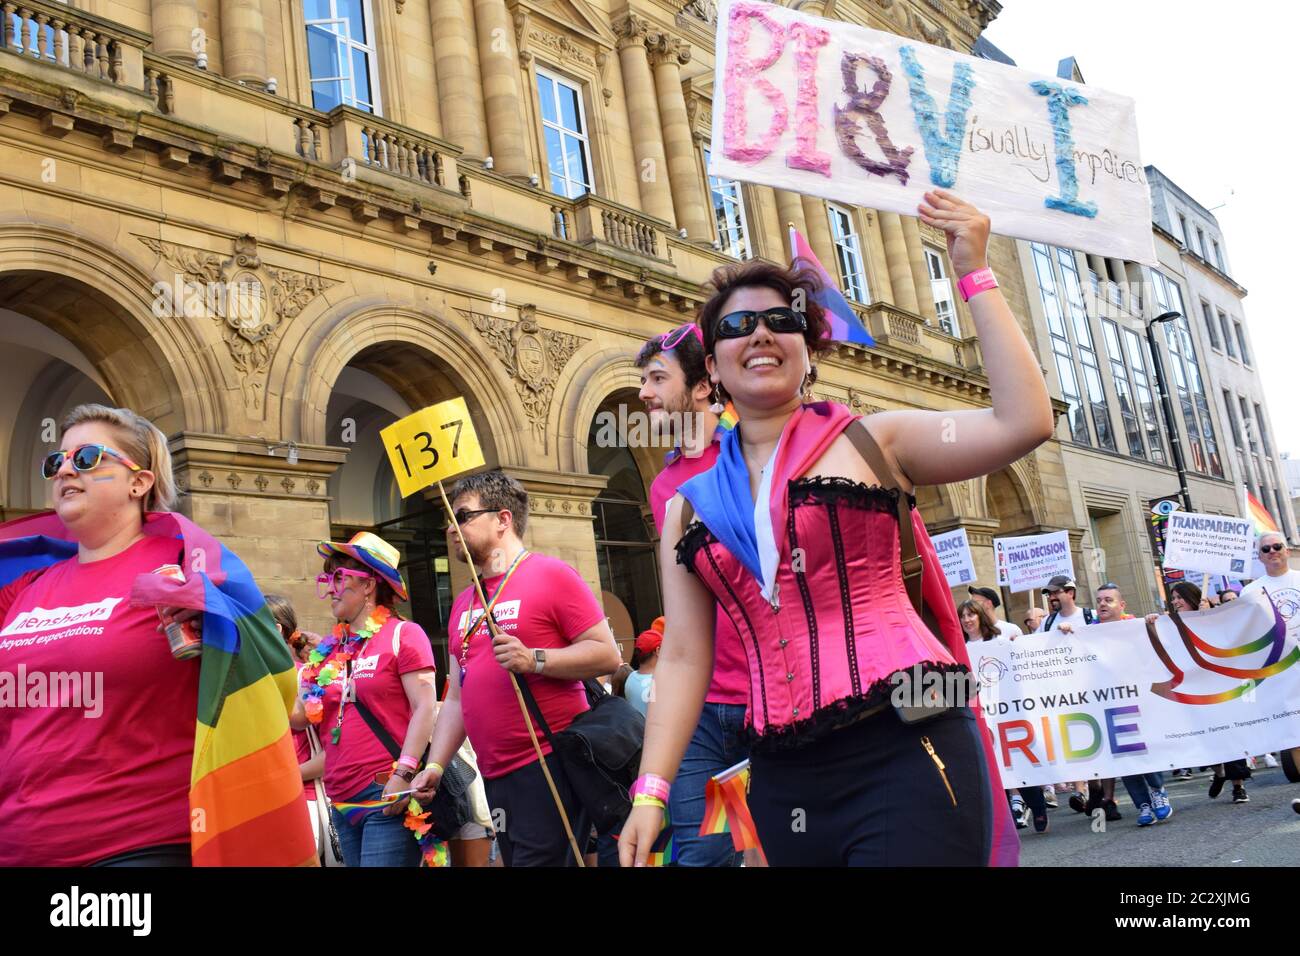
[620,190,1052,867]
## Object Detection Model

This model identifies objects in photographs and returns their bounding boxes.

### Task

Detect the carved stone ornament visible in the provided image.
[528,27,596,69]
[848,389,884,415]
[679,0,717,26]
[139,234,339,412]
[463,304,587,453]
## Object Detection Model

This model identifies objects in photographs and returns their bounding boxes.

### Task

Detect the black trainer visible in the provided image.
[1232,785,1249,804]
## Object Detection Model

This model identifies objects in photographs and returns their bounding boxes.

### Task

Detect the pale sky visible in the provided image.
[983,1,1299,458]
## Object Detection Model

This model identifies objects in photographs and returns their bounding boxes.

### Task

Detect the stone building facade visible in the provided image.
[0,0,1089,669]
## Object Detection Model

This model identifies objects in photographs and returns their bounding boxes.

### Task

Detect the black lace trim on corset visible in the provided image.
[787,476,917,512]
[674,478,916,571]
[741,661,971,753]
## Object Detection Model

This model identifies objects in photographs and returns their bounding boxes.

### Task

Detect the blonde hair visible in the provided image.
[60,404,177,512]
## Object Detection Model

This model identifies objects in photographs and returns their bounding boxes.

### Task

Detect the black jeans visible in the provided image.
[483,757,591,867]
[748,707,992,866]
[91,843,192,867]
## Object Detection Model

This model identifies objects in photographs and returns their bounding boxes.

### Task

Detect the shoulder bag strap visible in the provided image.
[351,622,431,765]
[844,418,923,617]
[512,673,557,745]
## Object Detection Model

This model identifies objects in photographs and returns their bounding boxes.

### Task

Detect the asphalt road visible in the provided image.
[1016,766,1300,866]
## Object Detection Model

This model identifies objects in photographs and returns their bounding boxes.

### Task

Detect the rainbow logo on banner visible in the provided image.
[1148,597,1299,705]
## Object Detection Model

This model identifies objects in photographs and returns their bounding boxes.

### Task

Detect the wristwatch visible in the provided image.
[533,648,547,674]
[391,766,416,782]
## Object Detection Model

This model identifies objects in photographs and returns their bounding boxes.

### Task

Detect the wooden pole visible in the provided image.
[437,479,586,867]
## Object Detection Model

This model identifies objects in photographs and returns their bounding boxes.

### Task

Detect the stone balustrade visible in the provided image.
[0,1,147,91]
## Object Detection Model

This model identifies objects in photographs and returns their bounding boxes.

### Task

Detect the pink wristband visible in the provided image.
[398,754,420,770]
[630,773,671,803]
[957,267,997,302]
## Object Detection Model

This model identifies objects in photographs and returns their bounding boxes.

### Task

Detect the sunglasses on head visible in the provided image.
[1260,543,1286,554]
[42,443,143,480]
[316,567,373,599]
[714,307,807,340]
[659,323,703,350]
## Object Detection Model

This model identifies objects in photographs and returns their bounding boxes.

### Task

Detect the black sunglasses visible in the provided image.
[448,507,496,528]
[715,307,807,339]
[1260,543,1286,554]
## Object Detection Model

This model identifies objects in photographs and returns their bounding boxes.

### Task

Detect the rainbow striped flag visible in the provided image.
[700,760,765,861]
[333,795,402,825]
[789,226,876,347]
[1245,491,1280,535]
[0,510,316,867]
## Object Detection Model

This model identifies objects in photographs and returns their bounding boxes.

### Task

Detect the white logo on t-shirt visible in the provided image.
[457,599,524,636]
[352,653,381,676]
[1,598,123,636]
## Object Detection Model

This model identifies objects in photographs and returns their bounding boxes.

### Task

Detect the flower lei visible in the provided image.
[299,605,392,728]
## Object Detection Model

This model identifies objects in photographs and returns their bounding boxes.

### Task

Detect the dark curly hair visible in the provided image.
[635,327,710,390]
[697,260,833,359]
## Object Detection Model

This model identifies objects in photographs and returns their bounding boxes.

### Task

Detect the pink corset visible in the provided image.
[677,478,963,750]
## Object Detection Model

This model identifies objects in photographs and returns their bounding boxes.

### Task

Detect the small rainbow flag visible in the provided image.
[718,402,739,433]
[1245,491,1280,535]
[789,226,875,347]
[700,760,765,861]
[333,795,403,825]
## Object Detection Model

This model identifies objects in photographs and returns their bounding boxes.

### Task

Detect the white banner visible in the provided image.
[709,0,1156,263]
[1162,512,1254,577]
[932,527,977,588]
[969,592,1300,787]
[994,530,1073,593]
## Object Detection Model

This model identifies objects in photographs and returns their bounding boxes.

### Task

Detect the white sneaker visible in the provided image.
[1042,785,1058,808]
[1265,753,1280,768]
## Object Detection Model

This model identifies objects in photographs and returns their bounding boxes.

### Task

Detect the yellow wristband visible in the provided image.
[428,761,445,776]
[632,793,665,810]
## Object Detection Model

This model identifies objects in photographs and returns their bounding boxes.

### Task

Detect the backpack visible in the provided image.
[1043,606,1094,631]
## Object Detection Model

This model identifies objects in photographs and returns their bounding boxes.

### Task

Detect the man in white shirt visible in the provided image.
[1240,532,1300,641]
[1037,575,1094,632]
[968,586,1022,639]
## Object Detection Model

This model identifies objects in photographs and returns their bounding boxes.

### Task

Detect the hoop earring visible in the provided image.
[709,383,726,415]
[800,373,814,403]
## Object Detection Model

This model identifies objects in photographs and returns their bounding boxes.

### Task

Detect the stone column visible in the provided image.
[800,196,838,274]
[614,14,675,226]
[775,189,808,243]
[647,33,710,240]
[901,215,938,324]
[751,187,784,262]
[508,467,609,605]
[474,0,527,177]
[432,0,489,158]
[861,210,894,305]
[219,0,267,83]
[152,0,199,61]
[878,211,919,315]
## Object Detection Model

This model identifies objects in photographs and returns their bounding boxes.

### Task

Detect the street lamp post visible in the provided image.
[1146,310,1194,514]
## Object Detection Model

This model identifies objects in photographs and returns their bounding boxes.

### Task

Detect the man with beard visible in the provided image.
[411,470,621,866]
[633,324,751,866]
[1037,575,1095,632]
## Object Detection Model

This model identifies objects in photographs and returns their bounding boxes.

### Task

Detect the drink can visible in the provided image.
[153,564,203,660]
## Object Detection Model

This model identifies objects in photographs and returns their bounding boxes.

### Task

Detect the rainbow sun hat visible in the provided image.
[317,531,408,601]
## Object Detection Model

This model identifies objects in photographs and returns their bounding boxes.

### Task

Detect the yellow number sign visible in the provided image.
[380,397,486,497]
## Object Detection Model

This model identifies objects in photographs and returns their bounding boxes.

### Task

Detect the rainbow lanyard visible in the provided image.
[460,550,530,669]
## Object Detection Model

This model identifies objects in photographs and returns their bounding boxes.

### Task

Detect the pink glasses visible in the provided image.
[316,568,373,599]
[659,323,703,350]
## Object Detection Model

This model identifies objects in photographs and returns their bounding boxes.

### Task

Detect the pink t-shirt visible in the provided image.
[0,535,199,866]
[650,443,749,706]
[314,617,435,802]
[451,554,606,780]
[292,665,318,801]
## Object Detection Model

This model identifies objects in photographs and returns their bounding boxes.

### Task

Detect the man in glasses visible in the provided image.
[1241,532,1300,642]
[634,325,750,867]
[411,469,621,867]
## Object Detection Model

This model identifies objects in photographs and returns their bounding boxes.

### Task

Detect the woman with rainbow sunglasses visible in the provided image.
[290,532,437,866]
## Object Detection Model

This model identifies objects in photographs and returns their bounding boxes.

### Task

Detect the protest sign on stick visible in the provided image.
[1162,511,1254,578]
[380,399,586,865]
[710,0,1155,263]
[932,527,976,588]
[994,530,1073,593]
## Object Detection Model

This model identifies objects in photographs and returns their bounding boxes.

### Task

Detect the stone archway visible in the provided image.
[0,228,209,517]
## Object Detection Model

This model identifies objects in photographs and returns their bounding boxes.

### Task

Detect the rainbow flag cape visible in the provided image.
[789,225,876,347]
[700,760,765,862]
[1245,491,1280,535]
[0,510,316,867]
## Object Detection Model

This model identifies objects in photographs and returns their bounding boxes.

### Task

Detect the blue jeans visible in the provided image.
[1120,772,1165,809]
[668,701,749,867]
[331,782,422,867]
